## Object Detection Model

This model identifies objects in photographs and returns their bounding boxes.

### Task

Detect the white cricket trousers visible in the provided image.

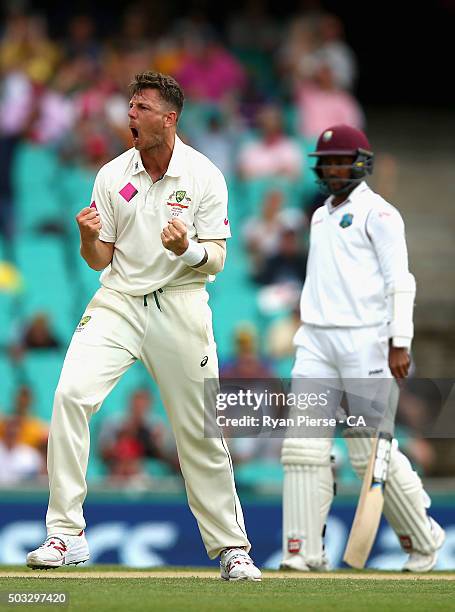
[46,284,250,559]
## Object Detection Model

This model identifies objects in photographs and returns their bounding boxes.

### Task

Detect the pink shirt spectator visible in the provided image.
[0,72,33,136]
[297,83,364,139]
[238,136,303,179]
[176,46,246,102]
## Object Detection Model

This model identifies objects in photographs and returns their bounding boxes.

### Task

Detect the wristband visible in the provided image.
[178,240,206,267]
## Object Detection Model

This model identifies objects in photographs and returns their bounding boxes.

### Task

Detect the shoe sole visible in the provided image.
[27,557,89,570]
[221,576,262,581]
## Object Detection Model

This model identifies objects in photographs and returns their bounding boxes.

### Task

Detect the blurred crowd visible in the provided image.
[0,3,449,491]
[0,2,363,235]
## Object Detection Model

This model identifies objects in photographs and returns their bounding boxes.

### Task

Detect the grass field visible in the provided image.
[1,566,454,611]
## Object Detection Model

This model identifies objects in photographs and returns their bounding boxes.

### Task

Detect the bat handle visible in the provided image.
[372,432,393,487]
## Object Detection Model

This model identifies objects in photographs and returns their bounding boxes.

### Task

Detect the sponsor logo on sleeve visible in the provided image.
[76,315,91,332]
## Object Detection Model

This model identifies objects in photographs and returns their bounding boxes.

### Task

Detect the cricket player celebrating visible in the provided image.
[280,124,445,572]
[27,72,261,581]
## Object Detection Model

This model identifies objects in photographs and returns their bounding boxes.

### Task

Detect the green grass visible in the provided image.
[0,567,454,612]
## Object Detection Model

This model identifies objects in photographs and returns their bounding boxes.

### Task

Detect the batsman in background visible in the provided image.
[280,124,445,572]
[27,71,261,581]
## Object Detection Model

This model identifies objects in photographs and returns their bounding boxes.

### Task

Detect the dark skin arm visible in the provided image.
[389,341,411,380]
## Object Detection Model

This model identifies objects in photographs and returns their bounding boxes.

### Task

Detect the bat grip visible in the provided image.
[372,432,392,486]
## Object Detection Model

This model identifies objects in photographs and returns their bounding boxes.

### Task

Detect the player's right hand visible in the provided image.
[76,207,102,242]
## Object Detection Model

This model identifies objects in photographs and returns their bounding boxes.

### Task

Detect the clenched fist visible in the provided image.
[161,218,189,256]
[76,207,102,243]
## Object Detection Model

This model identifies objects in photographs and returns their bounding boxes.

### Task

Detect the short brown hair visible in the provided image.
[129,71,184,118]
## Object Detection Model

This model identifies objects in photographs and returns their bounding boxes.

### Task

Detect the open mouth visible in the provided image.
[130,127,139,140]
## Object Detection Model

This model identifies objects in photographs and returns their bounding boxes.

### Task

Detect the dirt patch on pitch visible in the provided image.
[1,571,454,580]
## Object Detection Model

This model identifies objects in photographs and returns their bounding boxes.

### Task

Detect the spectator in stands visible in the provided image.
[295,62,364,139]
[312,14,358,91]
[237,105,303,180]
[99,388,179,484]
[0,12,60,85]
[63,14,101,62]
[175,34,246,103]
[254,227,307,286]
[190,111,238,179]
[0,416,44,485]
[277,13,319,93]
[266,302,302,359]
[101,420,153,487]
[0,385,48,459]
[220,323,275,379]
[243,189,306,280]
[227,0,281,56]
[10,312,61,361]
[0,69,33,237]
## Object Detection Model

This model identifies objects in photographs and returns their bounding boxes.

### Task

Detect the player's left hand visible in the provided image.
[389,346,410,380]
[161,218,189,256]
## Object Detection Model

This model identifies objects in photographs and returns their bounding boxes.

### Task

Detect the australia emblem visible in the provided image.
[339,213,354,229]
[167,189,191,217]
[176,190,186,203]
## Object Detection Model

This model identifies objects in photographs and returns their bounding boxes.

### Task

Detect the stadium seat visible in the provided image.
[0,291,17,347]
[234,459,283,492]
[21,349,66,420]
[59,165,97,241]
[13,236,76,342]
[13,144,62,233]
[0,351,16,412]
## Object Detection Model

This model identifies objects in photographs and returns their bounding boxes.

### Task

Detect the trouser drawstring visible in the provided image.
[144,289,163,310]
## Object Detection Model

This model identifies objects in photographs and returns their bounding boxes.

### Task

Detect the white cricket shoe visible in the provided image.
[26,531,89,569]
[402,518,445,572]
[220,548,262,581]
[280,552,330,572]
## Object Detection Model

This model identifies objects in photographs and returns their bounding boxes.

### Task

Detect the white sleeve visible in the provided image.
[194,167,232,240]
[366,205,415,347]
[90,167,116,243]
[366,205,409,286]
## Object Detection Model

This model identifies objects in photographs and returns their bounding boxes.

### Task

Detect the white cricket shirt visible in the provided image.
[297,181,411,330]
[90,135,231,296]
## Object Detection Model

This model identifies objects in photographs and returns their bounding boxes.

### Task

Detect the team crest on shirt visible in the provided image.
[339,213,354,228]
[167,189,192,217]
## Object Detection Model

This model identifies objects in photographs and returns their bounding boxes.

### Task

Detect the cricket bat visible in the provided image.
[343,432,393,568]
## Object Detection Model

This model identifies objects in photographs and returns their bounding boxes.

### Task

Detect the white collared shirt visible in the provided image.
[90,135,231,296]
[297,181,411,330]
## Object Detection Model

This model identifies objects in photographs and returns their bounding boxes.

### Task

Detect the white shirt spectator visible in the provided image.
[238,136,303,179]
[0,441,43,484]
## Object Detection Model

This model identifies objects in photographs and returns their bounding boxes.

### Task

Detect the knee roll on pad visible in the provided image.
[281,437,332,466]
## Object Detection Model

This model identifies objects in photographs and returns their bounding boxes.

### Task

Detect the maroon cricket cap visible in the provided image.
[309,125,372,157]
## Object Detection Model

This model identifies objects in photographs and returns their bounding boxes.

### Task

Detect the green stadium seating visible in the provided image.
[0,292,17,347]
[13,144,62,233]
[0,352,16,413]
[21,350,66,420]
[13,236,76,342]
